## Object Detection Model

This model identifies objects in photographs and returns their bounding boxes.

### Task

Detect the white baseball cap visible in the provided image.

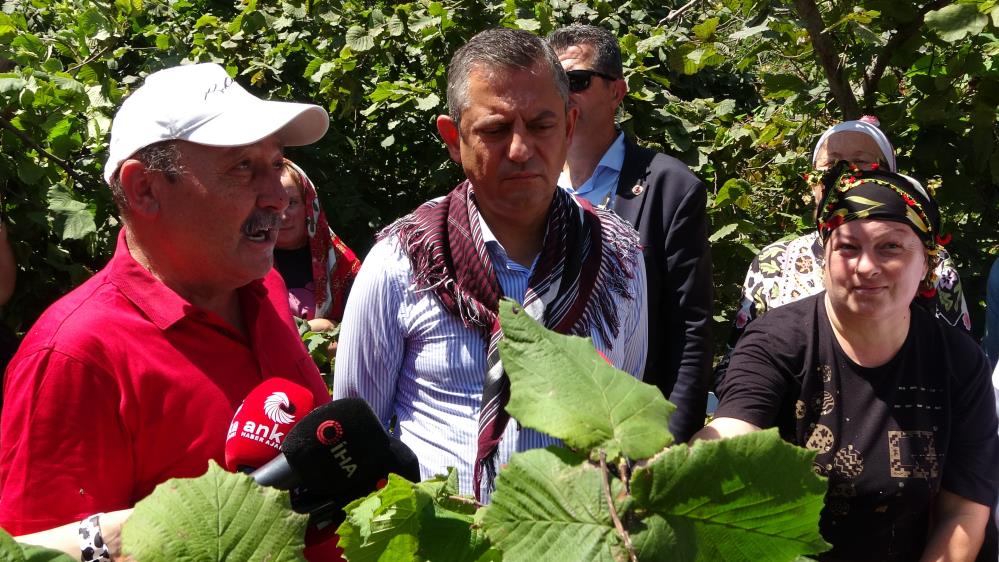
[104,63,329,183]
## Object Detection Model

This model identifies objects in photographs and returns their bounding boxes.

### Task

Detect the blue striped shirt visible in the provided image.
[332,211,648,498]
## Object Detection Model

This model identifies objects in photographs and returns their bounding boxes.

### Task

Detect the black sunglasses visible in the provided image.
[565,69,619,93]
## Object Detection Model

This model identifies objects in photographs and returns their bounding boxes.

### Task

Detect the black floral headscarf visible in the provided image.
[816,164,941,250]
[815,163,949,296]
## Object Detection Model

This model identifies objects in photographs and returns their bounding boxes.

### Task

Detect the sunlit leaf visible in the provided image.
[513,18,540,32]
[631,430,830,561]
[498,300,674,461]
[121,461,308,561]
[925,4,988,42]
[346,25,375,52]
[480,448,628,562]
[709,222,739,243]
[414,92,439,111]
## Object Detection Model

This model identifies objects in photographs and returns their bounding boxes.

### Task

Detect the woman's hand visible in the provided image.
[306,318,340,357]
[307,318,335,333]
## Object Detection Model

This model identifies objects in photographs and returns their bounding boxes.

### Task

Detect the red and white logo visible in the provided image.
[316,420,344,446]
[264,392,295,424]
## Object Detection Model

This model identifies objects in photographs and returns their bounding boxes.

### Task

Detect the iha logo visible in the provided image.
[264,392,296,424]
[316,420,344,446]
[316,420,357,478]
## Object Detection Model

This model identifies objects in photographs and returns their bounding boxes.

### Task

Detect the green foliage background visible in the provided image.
[3,0,999,351]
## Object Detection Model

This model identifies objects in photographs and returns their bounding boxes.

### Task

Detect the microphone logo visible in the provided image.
[316,420,344,446]
[316,420,357,478]
[264,392,296,424]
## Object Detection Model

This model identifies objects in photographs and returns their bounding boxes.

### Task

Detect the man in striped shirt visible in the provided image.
[333,28,648,501]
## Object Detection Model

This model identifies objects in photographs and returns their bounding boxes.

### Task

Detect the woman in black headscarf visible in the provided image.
[695,165,999,561]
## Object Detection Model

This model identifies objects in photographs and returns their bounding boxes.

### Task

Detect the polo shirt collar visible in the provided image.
[108,228,266,330]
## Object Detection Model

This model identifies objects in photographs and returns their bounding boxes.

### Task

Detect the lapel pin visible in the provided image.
[631,183,644,196]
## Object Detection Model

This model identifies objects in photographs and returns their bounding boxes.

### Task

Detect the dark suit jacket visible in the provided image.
[614,137,713,442]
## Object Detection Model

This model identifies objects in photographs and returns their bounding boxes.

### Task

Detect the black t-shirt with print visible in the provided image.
[716,293,998,561]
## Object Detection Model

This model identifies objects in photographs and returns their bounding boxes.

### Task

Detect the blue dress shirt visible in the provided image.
[558,132,626,209]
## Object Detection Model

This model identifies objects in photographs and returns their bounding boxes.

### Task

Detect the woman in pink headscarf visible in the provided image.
[275,159,361,332]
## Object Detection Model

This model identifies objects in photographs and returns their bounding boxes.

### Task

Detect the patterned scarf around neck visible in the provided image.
[378,180,641,499]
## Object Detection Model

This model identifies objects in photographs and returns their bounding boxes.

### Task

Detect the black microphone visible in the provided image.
[251,398,421,513]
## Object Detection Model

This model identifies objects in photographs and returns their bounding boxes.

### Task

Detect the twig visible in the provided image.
[0,114,88,187]
[659,0,699,25]
[600,450,637,562]
[68,41,115,73]
[447,495,482,508]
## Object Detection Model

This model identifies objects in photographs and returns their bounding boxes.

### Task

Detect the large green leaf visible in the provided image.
[414,469,501,561]
[338,472,499,562]
[337,474,426,561]
[47,186,86,213]
[61,210,97,240]
[346,25,375,52]
[121,461,308,561]
[479,447,627,562]
[630,430,829,561]
[48,186,96,240]
[925,4,988,42]
[498,300,674,460]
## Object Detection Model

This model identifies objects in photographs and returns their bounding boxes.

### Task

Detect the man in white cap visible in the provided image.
[0,63,331,554]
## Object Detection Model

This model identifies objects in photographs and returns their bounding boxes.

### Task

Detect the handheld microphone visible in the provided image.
[224,378,316,473]
[250,398,421,511]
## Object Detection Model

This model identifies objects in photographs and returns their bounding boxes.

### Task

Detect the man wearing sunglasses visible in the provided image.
[548,25,713,443]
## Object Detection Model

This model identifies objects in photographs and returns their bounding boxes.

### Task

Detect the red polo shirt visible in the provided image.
[0,229,330,534]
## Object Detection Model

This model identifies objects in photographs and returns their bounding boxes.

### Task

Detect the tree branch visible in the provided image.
[660,0,699,25]
[791,0,861,119]
[600,450,637,562]
[861,0,952,110]
[0,114,88,187]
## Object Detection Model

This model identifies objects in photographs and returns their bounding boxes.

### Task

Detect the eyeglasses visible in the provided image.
[566,69,619,93]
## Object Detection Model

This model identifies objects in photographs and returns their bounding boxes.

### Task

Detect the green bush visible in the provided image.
[3,0,998,352]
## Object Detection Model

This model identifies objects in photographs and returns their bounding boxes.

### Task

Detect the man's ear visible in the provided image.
[565,106,579,144]
[118,160,161,217]
[610,77,628,109]
[436,115,462,164]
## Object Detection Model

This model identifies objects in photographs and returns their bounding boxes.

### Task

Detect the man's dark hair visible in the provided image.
[546,24,623,79]
[108,140,183,216]
[446,28,569,123]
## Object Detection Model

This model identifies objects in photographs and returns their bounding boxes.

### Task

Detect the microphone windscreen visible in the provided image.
[282,398,421,508]
[225,377,315,472]
[387,435,421,483]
